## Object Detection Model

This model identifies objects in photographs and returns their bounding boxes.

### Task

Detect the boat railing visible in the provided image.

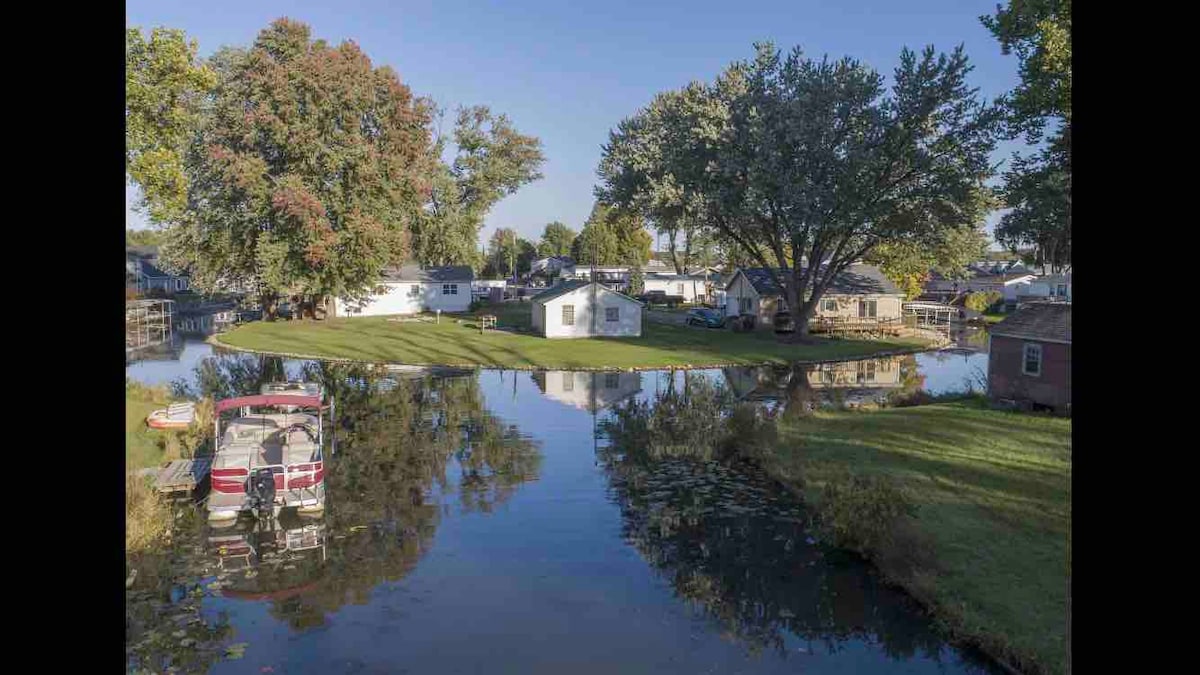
[210,460,324,494]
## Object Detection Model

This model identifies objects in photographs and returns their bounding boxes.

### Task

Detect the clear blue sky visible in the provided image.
[126,0,1023,249]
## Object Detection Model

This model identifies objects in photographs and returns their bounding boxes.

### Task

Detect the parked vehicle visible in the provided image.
[207,389,326,526]
[686,307,726,328]
[773,311,795,334]
[638,290,685,308]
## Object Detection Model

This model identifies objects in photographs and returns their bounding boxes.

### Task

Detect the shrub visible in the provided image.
[815,469,917,555]
[718,403,779,460]
[964,290,1002,312]
[126,473,171,555]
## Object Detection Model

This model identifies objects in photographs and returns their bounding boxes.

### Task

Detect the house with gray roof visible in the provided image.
[126,245,191,295]
[722,264,904,330]
[332,264,475,317]
[530,280,643,338]
[987,302,1071,413]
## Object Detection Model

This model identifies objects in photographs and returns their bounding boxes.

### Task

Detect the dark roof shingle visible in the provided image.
[736,264,901,296]
[381,264,474,283]
[990,302,1072,343]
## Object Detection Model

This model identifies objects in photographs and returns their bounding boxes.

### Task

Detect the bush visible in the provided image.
[126,473,172,555]
[815,469,917,555]
[718,403,779,460]
[964,290,1002,312]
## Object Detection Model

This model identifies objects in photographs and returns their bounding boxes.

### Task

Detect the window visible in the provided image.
[1023,343,1042,376]
[739,297,752,314]
[174,278,186,292]
[562,372,574,391]
[606,307,619,322]
[409,285,421,298]
[824,299,837,313]
[677,283,684,294]
[858,299,877,318]
[1056,284,1067,298]
[605,373,619,389]
[562,305,575,326]
[442,284,457,295]
[857,361,876,383]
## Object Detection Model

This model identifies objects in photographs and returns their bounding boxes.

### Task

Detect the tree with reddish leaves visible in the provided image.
[160,19,434,319]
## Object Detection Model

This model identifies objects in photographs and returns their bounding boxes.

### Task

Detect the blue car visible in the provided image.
[686,308,726,328]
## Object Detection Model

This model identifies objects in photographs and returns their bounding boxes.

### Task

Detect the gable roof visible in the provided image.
[531,279,642,306]
[734,264,901,296]
[138,260,176,279]
[381,264,474,283]
[990,302,1071,344]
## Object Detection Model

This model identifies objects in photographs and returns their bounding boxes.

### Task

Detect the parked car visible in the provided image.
[638,290,685,308]
[686,308,726,328]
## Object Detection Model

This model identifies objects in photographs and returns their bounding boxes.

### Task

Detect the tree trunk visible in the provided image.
[262,292,279,321]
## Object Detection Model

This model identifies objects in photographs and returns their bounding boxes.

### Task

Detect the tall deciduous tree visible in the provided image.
[485,227,536,278]
[537,221,576,257]
[982,1,1071,272]
[412,105,545,266]
[599,43,1001,337]
[867,225,990,300]
[126,27,217,226]
[159,19,435,318]
[570,203,651,266]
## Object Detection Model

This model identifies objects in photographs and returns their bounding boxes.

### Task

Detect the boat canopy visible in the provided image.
[214,394,322,416]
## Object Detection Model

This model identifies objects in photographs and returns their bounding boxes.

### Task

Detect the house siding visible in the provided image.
[533,286,642,338]
[815,294,904,321]
[723,274,760,319]
[987,335,1071,411]
[643,277,707,303]
[334,281,471,317]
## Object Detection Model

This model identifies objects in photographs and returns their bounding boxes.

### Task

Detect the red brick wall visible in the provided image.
[988,336,1071,410]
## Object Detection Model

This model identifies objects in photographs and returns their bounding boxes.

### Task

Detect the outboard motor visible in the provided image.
[246,468,277,519]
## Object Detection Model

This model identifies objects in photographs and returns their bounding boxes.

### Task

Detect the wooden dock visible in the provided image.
[152,458,212,495]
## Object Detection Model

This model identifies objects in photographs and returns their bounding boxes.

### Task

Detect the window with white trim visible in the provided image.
[442,284,457,295]
[605,307,619,322]
[824,299,837,313]
[739,297,752,314]
[605,373,619,389]
[562,305,575,326]
[858,299,877,318]
[562,372,574,391]
[409,285,421,298]
[1023,343,1043,376]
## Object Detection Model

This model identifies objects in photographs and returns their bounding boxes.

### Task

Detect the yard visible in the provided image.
[760,400,1071,675]
[215,302,931,369]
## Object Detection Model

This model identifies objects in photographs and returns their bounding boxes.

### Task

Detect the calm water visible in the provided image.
[126,336,1000,674]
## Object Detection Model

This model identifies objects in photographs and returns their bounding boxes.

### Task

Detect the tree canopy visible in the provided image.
[982,1,1071,271]
[570,202,652,266]
[411,105,545,267]
[599,42,1001,335]
[536,221,577,257]
[484,227,537,278]
[125,27,217,226]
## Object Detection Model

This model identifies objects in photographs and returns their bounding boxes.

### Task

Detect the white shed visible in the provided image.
[333,264,474,317]
[530,280,643,338]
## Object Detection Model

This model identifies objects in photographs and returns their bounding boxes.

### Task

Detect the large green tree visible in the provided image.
[599,43,1001,337]
[159,19,434,318]
[125,27,217,226]
[536,221,576,257]
[867,225,990,300]
[982,1,1071,271]
[484,227,537,278]
[570,203,651,266]
[411,105,545,267]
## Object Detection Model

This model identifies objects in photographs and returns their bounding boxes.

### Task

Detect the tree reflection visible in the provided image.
[176,357,541,631]
[597,375,971,666]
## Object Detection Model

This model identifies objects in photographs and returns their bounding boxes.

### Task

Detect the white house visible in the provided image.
[562,266,631,290]
[531,370,643,412]
[1014,273,1072,303]
[472,279,507,300]
[642,273,711,303]
[530,256,576,279]
[530,280,643,338]
[332,264,474,317]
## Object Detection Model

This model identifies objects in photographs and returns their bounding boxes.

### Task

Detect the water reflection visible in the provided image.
[531,370,643,412]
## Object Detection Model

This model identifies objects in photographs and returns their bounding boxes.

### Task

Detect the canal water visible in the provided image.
[126,333,1001,674]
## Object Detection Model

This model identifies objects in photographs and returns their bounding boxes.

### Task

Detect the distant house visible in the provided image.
[1014,273,1072,304]
[472,279,507,300]
[530,280,643,338]
[563,265,632,292]
[530,256,577,279]
[331,264,474,317]
[722,264,904,329]
[924,265,1037,305]
[531,370,643,412]
[987,302,1071,413]
[126,246,191,295]
[642,273,710,303]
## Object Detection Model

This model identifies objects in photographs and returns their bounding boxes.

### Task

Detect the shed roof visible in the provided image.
[990,302,1072,344]
[531,280,642,305]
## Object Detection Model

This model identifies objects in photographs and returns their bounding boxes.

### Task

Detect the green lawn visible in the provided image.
[216,303,930,369]
[761,400,1070,674]
[126,382,171,470]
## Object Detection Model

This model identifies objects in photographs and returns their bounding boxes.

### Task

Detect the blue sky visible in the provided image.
[126,0,1023,249]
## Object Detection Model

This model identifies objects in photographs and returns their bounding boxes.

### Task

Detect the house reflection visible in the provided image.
[723,356,910,409]
[531,370,643,412]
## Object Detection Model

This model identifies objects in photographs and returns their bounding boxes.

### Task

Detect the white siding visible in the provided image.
[532,285,642,338]
[723,273,759,318]
[643,277,706,302]
[335,281,471,317]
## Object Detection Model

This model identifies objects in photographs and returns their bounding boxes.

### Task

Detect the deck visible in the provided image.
[152,458,212,495]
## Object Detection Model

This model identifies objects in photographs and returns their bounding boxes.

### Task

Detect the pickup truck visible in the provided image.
[636,290,685,308]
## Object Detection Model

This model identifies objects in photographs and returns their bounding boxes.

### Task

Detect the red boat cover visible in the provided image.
[214,394,322,416]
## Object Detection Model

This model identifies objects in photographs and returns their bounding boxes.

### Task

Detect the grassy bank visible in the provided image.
[126,380,173,470]
[216,303,930,369]
[760,400,1070,674]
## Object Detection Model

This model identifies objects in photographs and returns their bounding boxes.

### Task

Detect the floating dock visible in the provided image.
[151,458,212,496]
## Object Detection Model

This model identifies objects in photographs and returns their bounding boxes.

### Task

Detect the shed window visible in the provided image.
[677,283,684,294]
[605,307,619,322]
[1055,284,1067,297]
[1023,343,1043,376]
[824,299,837,313]
[739,297,752,314]
[605,373,619,389]
[562,372,574,391]
[442,284,457,295]
[562,305,575,326]
[858,299,877,318]
[409,285,421,298]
